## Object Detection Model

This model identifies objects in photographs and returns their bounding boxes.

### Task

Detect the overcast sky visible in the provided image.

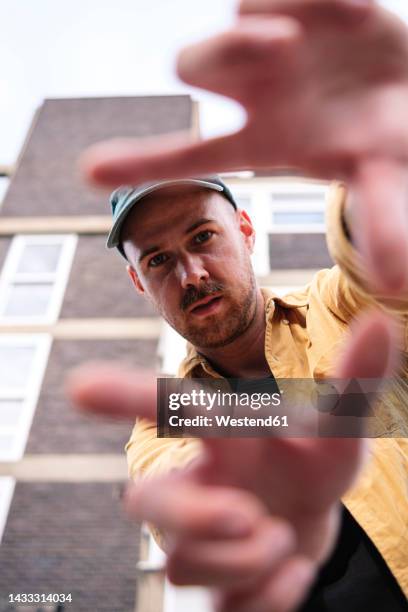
[0,0,406,171]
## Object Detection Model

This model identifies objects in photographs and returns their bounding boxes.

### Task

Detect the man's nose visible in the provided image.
[176,255,209,289]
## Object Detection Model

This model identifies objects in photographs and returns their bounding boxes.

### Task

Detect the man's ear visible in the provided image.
[126,265,145,295]
[238,209,256,253]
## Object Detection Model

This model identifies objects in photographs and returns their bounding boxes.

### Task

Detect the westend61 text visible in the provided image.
[168,390,282,411]
[169,415,289,427]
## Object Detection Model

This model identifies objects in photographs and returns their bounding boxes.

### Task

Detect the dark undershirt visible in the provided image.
[300,505,408,611]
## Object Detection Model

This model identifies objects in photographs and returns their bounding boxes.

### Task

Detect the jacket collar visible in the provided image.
[178,286,308,378]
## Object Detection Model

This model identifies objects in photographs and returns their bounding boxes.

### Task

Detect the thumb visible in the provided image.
[65,362,157,421]
[282,310,398,507]
[316,309,398,439]
[325,309,398,432]
[79,130,248,189]
[336,309,397,381]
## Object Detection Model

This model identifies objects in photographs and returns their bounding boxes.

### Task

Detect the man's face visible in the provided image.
[122,186,257,349]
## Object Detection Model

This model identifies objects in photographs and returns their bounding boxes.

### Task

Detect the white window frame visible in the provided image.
[268,183,327,234]
[0,234,77,325]
[0,334,52,461]
[0,477,15,545]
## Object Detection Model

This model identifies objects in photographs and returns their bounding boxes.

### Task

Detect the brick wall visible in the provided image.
[27,339,158,455]
[1,96,192,218]
[0,482,140,612]
[60,236,156,319]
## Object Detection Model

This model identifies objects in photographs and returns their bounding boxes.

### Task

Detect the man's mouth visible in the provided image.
[189,295,223,317]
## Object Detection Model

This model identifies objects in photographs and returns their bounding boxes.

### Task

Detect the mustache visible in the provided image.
[181,282,225,311]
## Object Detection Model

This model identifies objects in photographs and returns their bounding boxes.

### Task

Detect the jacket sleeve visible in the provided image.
[124,417,202,481]
[324,182,408,324]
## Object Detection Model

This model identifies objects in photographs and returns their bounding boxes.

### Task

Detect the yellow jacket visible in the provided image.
[125,183,408,597]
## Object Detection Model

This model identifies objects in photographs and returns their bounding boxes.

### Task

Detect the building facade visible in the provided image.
[0,95,333,612]
[0,95,194,612]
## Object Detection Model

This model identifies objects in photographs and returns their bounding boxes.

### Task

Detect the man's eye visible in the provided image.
[194,230,214,244]
[148,253,168,268]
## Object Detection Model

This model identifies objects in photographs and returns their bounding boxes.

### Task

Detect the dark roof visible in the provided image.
[1,95,193,217]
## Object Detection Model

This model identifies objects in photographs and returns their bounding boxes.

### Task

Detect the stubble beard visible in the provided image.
[167,269,258,349]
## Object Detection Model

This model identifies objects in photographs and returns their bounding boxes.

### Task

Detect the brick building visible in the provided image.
[0,95,332,612]
[0,95,195,612]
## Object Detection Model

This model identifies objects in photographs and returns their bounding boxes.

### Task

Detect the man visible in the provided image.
[68,0,408,609]
[70,175,407,611]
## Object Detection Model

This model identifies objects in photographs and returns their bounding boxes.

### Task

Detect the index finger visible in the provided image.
[124,477,268,541]
[66,362,157,421]
[80,131,246,190]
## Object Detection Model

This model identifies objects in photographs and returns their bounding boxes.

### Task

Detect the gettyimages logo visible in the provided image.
[167,388,282,411]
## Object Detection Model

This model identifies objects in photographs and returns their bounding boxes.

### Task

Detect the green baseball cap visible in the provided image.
[107,176,237,261]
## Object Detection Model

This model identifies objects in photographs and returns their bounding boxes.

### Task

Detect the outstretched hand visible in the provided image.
[80,0,408,293]
[67,311,396,612]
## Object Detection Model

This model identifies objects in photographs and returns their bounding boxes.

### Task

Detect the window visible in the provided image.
[222,179,329,275]
[269,188,327,233]
[0,235,77,324]
[0,335,51,461]
[0,477,14,544]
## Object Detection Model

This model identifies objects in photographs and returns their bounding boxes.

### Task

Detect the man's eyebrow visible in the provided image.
[185,218,214,233]
[139,245,161,264]
[139,218,215,264]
